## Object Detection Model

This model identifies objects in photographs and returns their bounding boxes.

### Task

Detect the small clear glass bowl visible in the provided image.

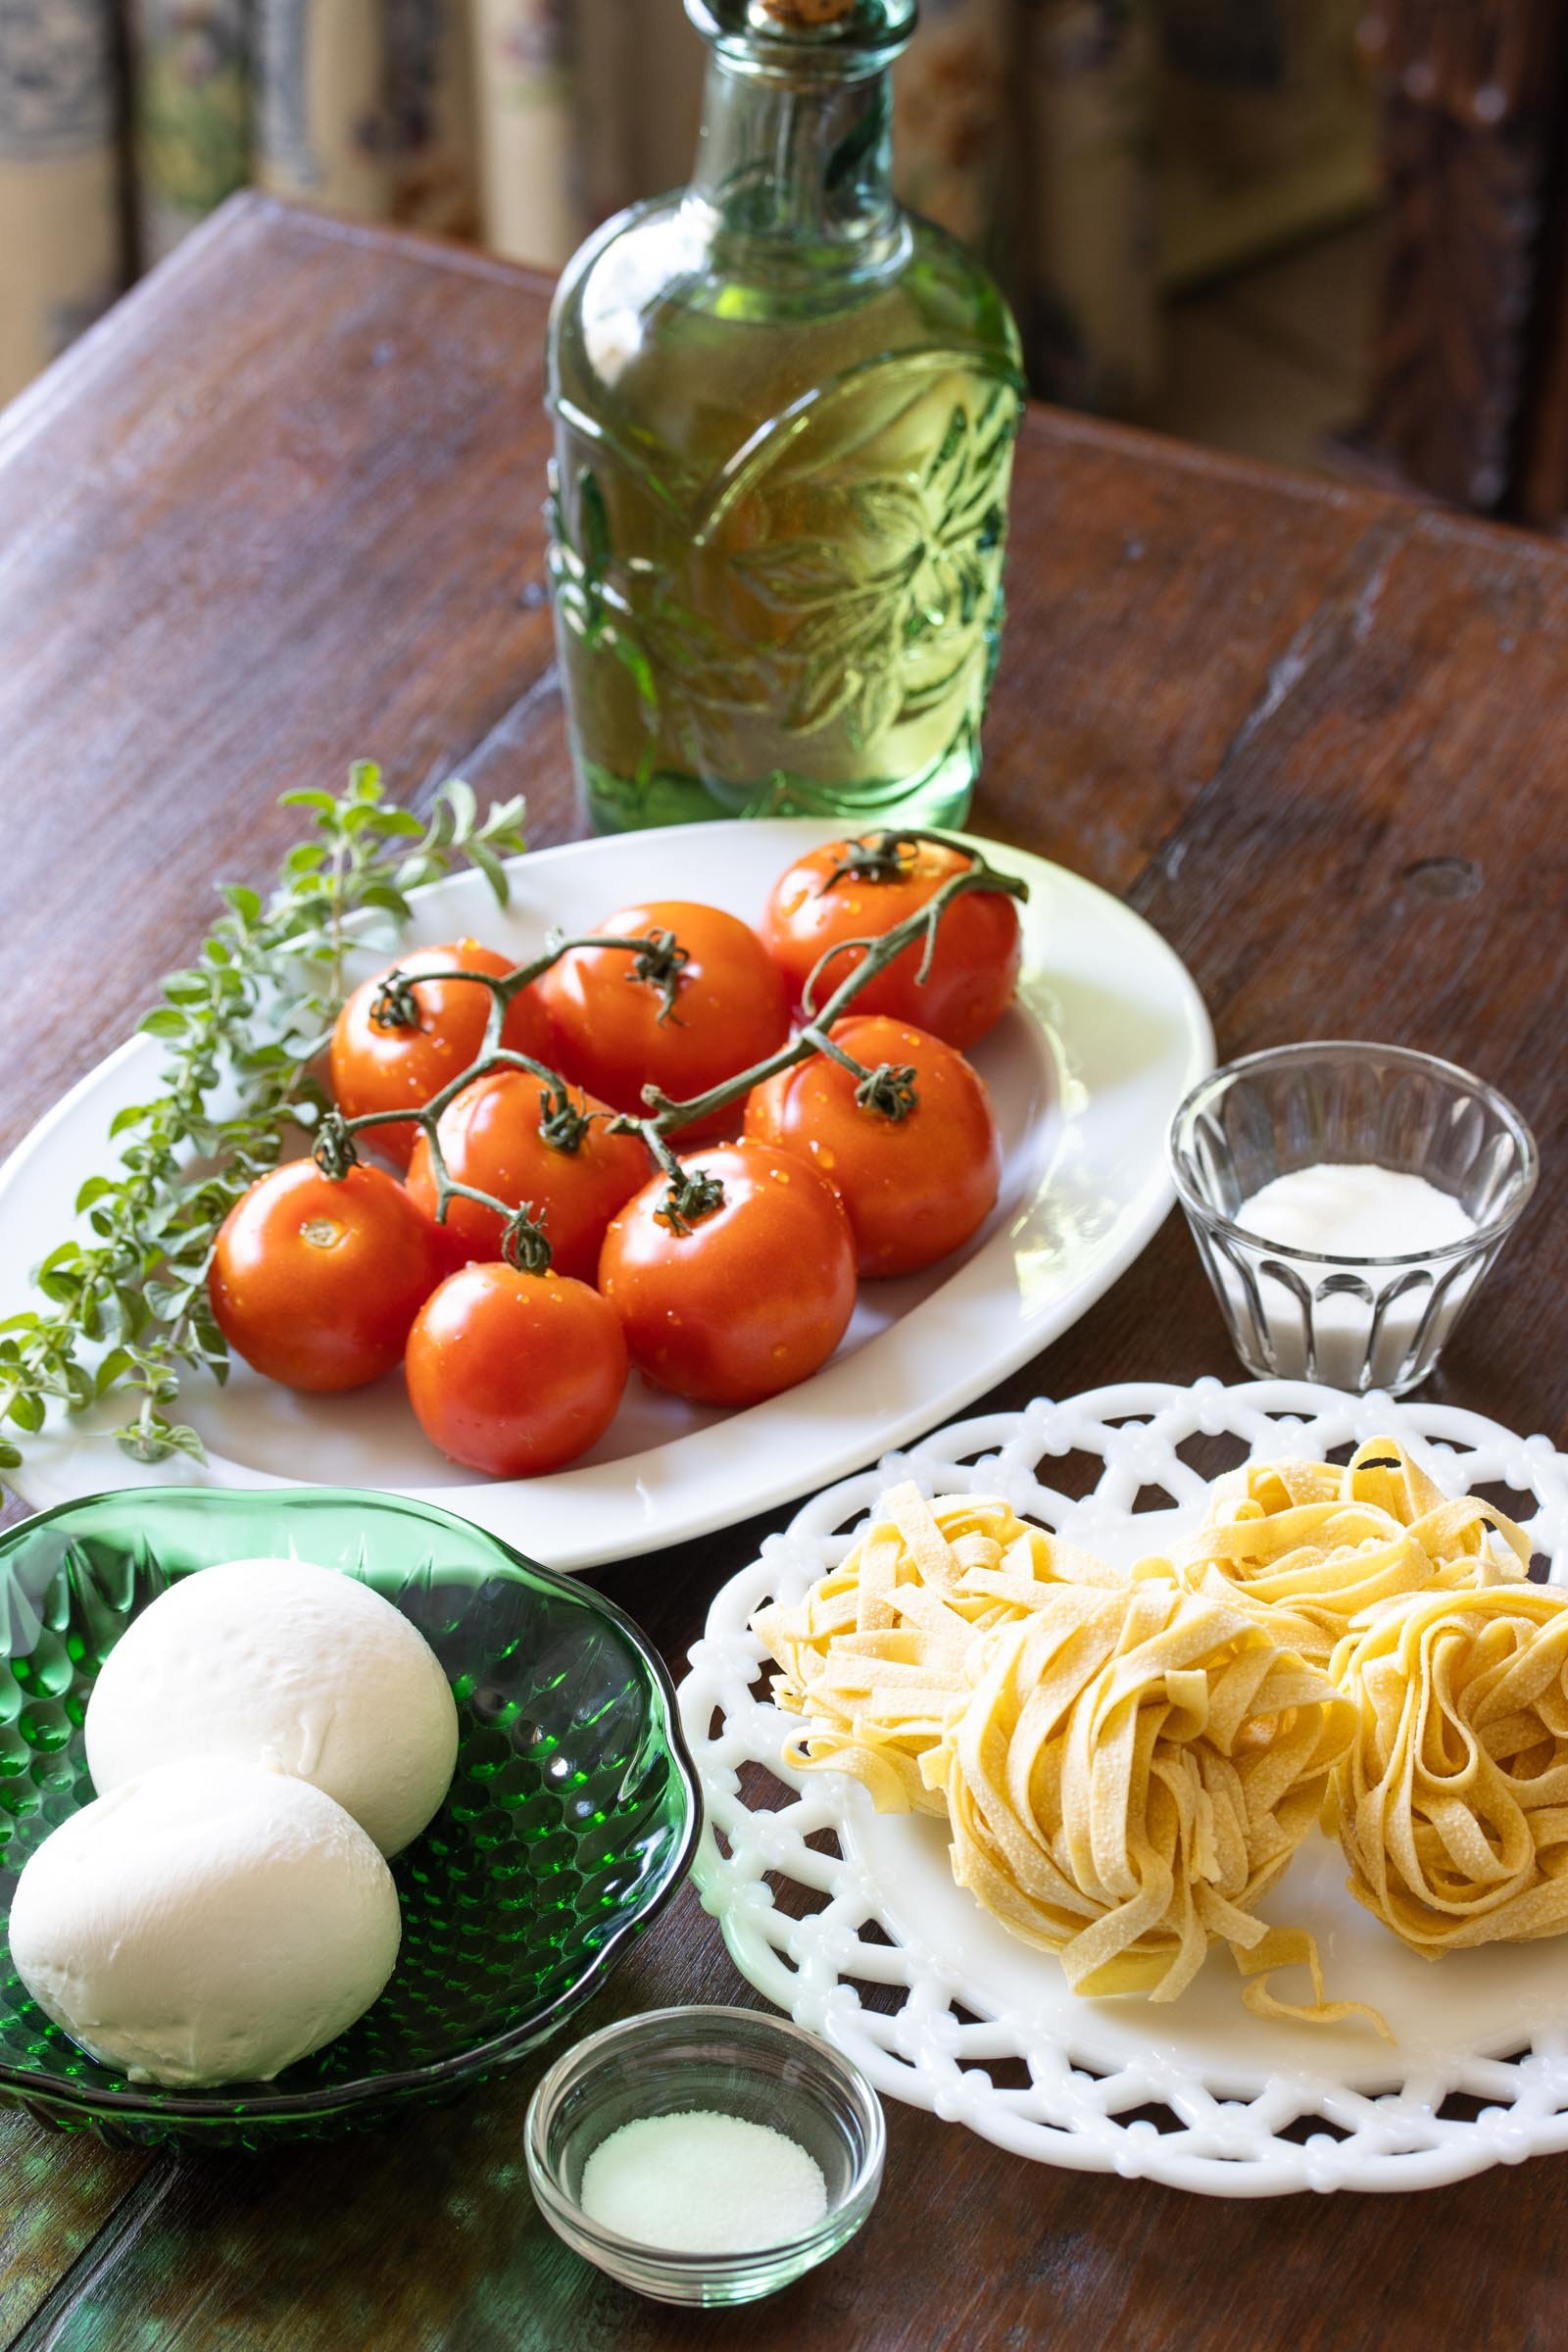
[524,2005,885,2307]
[1168,1041,1538,1395]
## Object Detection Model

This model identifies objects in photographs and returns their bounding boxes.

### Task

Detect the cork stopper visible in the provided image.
[690,0,914,57]
[757,0,858,24]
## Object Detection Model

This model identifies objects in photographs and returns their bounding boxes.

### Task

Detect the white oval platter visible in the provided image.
[0,821,1210,1569]
[678,1377,1568,2195]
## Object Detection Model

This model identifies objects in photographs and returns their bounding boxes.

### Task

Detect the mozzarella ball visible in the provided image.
[85,1558,459,1856]
[8,1761,401,2086]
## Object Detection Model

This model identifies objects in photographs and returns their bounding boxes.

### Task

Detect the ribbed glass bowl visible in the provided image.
[1168,1041,1538,1394]
[0,1487,700,2151]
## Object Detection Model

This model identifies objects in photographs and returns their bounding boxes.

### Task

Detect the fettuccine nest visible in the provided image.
[1170,1439,1530,1665]
[921,1580,1378,2024]
[1331,1585,1568,1953]
[754,1484,1122,1814]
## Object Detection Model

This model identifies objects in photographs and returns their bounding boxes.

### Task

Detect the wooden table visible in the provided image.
[1,192,1566,2352]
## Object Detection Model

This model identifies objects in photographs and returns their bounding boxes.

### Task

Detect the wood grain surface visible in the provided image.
[1,195,1566,2352]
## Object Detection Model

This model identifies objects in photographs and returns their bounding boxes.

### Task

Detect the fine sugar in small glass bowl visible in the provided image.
[1168,1042,1538,1395]
[525,2005,885,2307]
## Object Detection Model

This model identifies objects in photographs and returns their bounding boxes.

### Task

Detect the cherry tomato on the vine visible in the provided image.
[405,1070,650,1283]
[745,1015,1001,1277]
[539,901,788,1140]
[209,1160,443,1392]
[598,1139,857,1407]
[329,939,552,1170]
[405,1263,627,1478]
[761,838,1021,1050]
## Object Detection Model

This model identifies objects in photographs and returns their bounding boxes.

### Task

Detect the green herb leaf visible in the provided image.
[139,1007,189,1040]
[444,778,478,838]
[467,841,508,905]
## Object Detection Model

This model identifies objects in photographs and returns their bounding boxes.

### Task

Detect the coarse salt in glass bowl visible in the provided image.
[1168,1041,1538,1395]
[524,2004,885,2306]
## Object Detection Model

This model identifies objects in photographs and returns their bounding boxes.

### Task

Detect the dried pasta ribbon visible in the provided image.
[920,1583,1382,2029]
[1166,1440,1530,1665]
[751,1484,1119,1813]
[1330,1585,1568,1954]
[1232,1925,1392,2036]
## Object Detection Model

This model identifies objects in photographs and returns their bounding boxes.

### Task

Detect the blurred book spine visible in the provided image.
[893,0,1012,261]
[386,0,479,236]
[473,0,583,267]
[256,0,391,218]
[1153,0,1376,284]
[129,0,253,267]
[575,0,637,225]
[0,0,122,403]
[622,0,703,204]
[1020,0,1160,414]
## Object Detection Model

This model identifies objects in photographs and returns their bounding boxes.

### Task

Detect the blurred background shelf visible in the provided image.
[1158,137,1378,293]
[0,0,1562,525]
[1152,219,1378,477]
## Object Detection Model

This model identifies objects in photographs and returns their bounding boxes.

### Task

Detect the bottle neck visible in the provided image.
[687,44,907,286]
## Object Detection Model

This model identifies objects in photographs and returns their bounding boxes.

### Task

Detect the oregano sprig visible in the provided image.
[0,764,527,1478]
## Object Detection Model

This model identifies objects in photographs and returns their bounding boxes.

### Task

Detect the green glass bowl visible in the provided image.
[0,1487,700,2150]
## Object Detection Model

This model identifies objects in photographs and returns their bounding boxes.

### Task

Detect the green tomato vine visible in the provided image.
[318,829,1029,1257]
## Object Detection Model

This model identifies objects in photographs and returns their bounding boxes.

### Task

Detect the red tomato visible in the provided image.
[405,1264,627,1478]
[745,1015,1001,1277]
[539,901,788,1140]
[761,837,1021,1049]
[329,939,552,1170]
[598,1140,857,1406]
[209,1161,443,1392]
[404,1070,650,1283]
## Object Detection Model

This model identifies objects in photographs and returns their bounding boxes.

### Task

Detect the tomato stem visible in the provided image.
[313,1108,360,1178]
[627,928,690,1024]
[536,1085,593,1154]
[854,1061,921,1121]
[815,827,988,895]
[798,1024,865,1078]
[500,1202,554,1275]
[815,830,917,890]
[661,1164,727,1237]
[796,1021,913,1114]
[369,968,422,1031]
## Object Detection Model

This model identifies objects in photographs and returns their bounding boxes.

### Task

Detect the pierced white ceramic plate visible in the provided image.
[0,822,1209,1569]
[678,1377,1568,2196]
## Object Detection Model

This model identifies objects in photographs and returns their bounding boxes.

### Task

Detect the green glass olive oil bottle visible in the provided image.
[546,0,1024,833]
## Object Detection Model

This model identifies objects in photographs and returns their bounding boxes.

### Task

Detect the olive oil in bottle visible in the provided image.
[546,0,1023,832]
